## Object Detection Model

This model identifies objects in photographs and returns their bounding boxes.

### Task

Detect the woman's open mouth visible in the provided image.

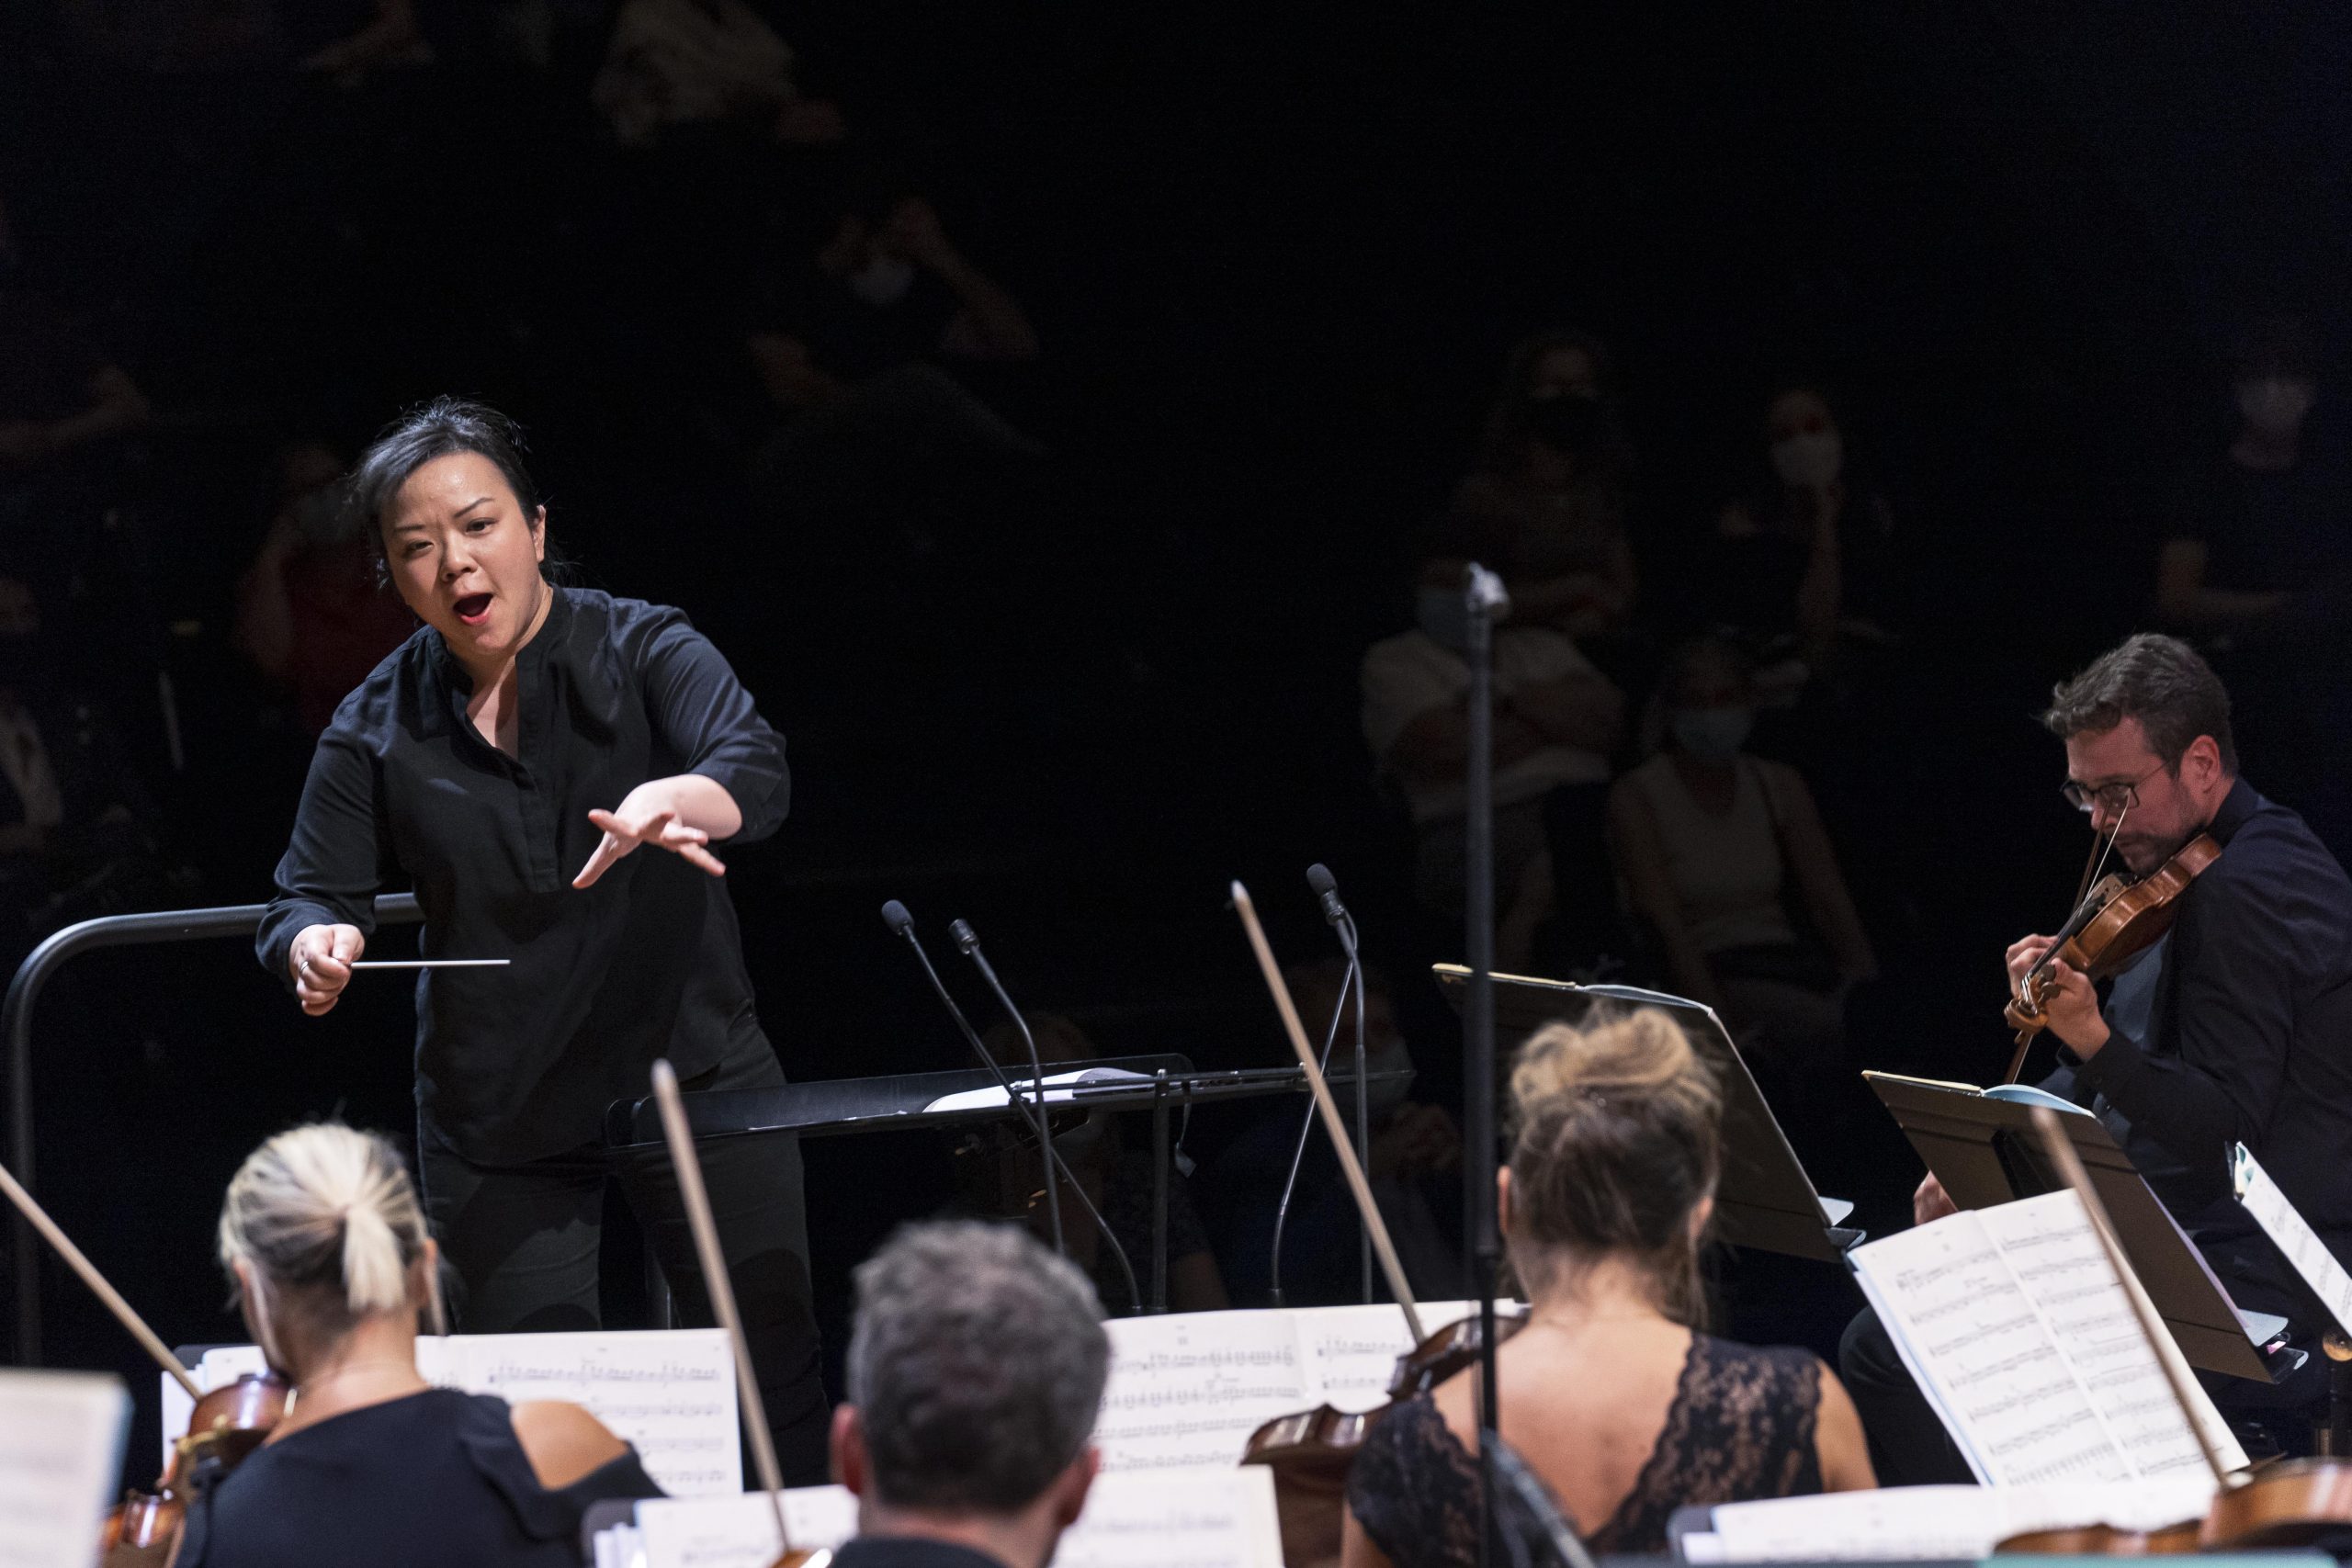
[454,592,493,626]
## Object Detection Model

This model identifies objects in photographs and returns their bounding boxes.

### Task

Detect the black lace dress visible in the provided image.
[1348,1333,1825,1565]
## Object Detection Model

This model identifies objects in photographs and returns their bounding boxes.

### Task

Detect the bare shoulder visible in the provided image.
[510,1399,632,1490]
[1810,1360,1878,1491]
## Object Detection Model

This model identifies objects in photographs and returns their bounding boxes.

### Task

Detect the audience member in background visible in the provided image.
[1207,961,1461,1306]
[1608,638,1875,1071]
[234,441,417,736]
[0,191,151,534]
[295,0,434,81]
[176,1122,662,1568]
[2155,316,2352,857]
[0,571,168,946]
[958,1011,1227,1314]
[1701,381,1901,697]
[1342,1009,1873,1568]
[1422,331,1639,654]
[745,184,1043,487]
[593,0,845,147]
[1362,574,1622,928]
[831,1222,1108,1568]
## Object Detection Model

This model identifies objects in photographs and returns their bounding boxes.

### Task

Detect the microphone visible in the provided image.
[950,918,1140,1312]
[880,902,1065,1257]
[1306,863,1349,929]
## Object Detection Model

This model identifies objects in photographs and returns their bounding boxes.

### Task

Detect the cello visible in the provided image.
[0,1155,289,1566]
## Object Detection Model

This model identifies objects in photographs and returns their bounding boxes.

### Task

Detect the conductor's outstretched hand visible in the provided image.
[289,922,365,1016]
[573,797,727,889]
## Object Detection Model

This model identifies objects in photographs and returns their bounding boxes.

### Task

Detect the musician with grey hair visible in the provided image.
[830,1221,1111,1568]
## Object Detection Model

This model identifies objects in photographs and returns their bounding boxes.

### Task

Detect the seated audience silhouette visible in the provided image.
[1608,637,1875,1069]
[175,1123,662,1567]
[1342,1008,1873,1567]
[831,1220,1110,1568]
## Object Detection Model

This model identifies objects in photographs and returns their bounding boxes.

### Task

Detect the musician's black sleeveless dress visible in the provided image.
[1348,1333,1826,1564]
[175,1388,663,1567]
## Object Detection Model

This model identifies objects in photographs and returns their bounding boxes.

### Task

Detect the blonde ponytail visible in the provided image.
[220,1124,434,1343]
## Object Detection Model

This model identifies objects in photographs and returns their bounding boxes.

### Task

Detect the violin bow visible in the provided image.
[650,1060,819,1568]
[2027,1107,2239,1489]
[1231,881,1426,1344]
[0,1157,199,1399]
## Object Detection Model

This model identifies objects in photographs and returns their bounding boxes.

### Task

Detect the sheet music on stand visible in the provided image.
[1865,1070,2288,1381]
[1846,1190,2244,1487]
[2233,1143,2352,1339]
[597,1470,1284,1568]
[0,1368,129,1568]
[1666,1477,2224,1562]
[1093,1300,1520,1472]
[1432,968,1857,1261]
[164,1329,740,1495]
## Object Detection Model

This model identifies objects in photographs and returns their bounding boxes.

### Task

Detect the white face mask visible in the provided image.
[1770,428,1843,490]
[2237,376,2315,435]
[849,254,917,307]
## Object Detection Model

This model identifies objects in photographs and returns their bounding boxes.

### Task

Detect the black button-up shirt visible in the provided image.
[2054,777,2352,1321]
[258,588,789,1164]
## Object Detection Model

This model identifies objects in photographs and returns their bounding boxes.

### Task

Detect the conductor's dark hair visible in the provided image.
[2042,632,2237,774]
[347,397,542,536]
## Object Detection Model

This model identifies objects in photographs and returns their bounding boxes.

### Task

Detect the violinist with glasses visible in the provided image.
[1842,632,2352,1483]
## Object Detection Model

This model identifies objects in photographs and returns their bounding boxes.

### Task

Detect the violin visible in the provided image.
[101,1371,293,1566]
[2000,833,2221,1083]
[0,1156,290,1566]
[1244,1310,1530,1568]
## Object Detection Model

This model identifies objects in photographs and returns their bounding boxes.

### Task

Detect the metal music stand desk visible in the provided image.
[1865,1071,2290,1381]
[605,1054,1403,1314]
[1432,967,1862,1263]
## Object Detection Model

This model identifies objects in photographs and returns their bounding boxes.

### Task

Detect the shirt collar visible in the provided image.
[426,581,571,695]
[2207,774,2259,846]
[832,1538,1014,1568]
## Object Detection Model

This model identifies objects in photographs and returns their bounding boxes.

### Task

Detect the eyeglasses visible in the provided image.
[2061,761,2168,816]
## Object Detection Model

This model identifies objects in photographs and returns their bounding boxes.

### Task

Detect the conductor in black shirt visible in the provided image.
[256,398,828,1479]
[1843,632,2352,1480]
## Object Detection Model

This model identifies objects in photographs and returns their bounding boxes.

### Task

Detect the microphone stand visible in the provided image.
[948,918,1144,1315]
[1338,911,1372,1303]
[1463,561,1510,1568]
[1267,943,1358,1306]
[881,906,1140,1312]
[951,919,1064,1256]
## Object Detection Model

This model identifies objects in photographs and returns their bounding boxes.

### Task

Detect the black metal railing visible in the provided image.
[5,895,423,1362]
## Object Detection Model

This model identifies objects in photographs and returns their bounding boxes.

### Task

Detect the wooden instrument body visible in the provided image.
[1242,1311,1529,1567]
[100,1371,292,1566]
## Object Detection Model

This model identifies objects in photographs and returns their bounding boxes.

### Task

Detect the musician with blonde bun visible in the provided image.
[172,1123,662,1567]
[1341,1008,1873,1568]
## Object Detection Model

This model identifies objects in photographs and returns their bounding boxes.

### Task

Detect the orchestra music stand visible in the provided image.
[1864,1072,2289,1382]
[1431,969,1861,1263]
[605,1054,1406,1314]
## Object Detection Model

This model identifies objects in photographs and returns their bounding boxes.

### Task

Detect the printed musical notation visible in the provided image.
[165,1330,741,1498]
[1093,1302,1504,1472]
[0,1370,129,1568]
[1849,1191,2239,1487]
[2235,1143,2352,1341]
[1702,1476,2219,1562]
[618,1472,1282,1568]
